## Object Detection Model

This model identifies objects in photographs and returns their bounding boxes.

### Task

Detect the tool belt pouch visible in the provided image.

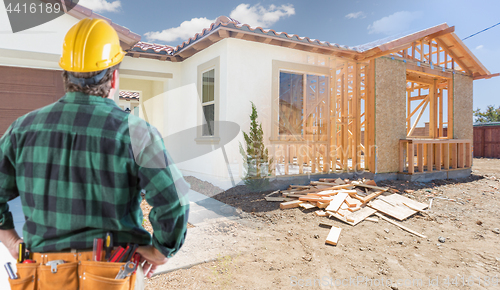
[8,262,37,290]
[79,261,136,290]
[9,255,136,290]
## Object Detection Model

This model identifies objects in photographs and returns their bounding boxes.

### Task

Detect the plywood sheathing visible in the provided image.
[453,74,473,140]
[375,57,407,173]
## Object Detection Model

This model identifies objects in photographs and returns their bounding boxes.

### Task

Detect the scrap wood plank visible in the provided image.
[326,211,354,224]
[345,207,377,226]
[360,190,385,204]
[315,210,328,217]
[325,192,349,212]
[289,185,311,189]
[317,201,330,208]
[280,200,303,209]
[325,226,342,246]
[265,197,293,202]
[345,196,361,207]
[375,213,427,238]
[348,206,360,212]
[299,196,333,202]
[351,181,389,192]
[365,217,378,222]
[310,182,354,190]
[299,202,316,210]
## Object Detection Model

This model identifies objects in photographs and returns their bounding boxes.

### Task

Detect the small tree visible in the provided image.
[474,105,500,123]
[240,102,273,188]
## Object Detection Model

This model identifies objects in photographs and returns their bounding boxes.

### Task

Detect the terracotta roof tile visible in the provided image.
[119,91,140,101]
[131,42,174,55]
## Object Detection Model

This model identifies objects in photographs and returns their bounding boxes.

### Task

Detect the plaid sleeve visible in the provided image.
[0,124,18,230]
[131,118,190,258]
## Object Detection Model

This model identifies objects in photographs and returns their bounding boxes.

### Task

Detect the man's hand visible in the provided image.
[0,229,23,259]
[136,245,168,278]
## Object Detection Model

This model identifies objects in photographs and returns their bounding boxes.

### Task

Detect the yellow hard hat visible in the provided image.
[59,18,125,73]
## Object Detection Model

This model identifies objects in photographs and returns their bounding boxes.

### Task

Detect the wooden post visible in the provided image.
[399,140,405,172]
[298,144,304,174]
[439,89,444,137]
[342,63,349,171]
[447,79,454,138]
[284,144,289,175]
[435,142,441,171]
[451,143,457,169]
[427,143,433,172]
[366,60,376,172]
[458,142,465,168]
[408,141,414,174]
[311,144,317,173]
[429,80,437,138]
[443,142,450,170]
[417,143,424,172]
[465,142,472,168]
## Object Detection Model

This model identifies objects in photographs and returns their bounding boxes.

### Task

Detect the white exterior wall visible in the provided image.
[168,37,331,187]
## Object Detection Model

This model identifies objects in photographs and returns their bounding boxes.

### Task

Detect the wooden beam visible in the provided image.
[425,26,455,41]
[434,38,471,74]
[473,73,500,80]
[234,32,245,39]
[406,63,452,79]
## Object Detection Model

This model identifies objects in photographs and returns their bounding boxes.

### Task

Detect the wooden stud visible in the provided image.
[465,142,472,168]
[443,142,450,170]
[458,142,465,168]
[417,144,424,172]
[447,79,454,139]
[435,143,441,171]
[450,143,457,169]
[408,142,414,174]
[427,143,433,172]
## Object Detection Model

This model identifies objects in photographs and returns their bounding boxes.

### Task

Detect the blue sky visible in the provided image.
[61,0,500,112]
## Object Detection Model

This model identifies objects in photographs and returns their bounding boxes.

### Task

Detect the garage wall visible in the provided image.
[0,66,64,138]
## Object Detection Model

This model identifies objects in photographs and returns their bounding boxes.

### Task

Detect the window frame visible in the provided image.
[272,60,331,142]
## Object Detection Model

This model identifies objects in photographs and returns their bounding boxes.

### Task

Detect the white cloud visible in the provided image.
[145,17,215,43]
[476,45,484,50]
[79,0,121,13]
[229,3,295,28]
[345,11,366,19]
[144,3,295,43]
[367,11,422,35]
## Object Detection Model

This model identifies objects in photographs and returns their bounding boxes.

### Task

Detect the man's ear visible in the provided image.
[111,69,119,89]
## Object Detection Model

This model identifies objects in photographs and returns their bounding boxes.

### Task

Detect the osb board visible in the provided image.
[368,194,427,220]
[375,57,407,173]
[453,74,473,140]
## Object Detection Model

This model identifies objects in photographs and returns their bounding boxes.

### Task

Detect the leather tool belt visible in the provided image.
[8,250,137,290]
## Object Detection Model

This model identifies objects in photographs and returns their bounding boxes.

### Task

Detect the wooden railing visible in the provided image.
[399,139,472,174]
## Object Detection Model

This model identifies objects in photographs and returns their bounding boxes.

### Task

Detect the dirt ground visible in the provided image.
[144,158,500,290]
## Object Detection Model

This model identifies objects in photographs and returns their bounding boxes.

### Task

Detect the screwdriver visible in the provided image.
[104,232,113,261]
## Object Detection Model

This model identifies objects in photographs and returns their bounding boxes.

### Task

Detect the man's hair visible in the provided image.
[62,64,120,98]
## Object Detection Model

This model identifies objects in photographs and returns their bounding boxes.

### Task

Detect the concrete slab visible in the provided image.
[447,168,472,179]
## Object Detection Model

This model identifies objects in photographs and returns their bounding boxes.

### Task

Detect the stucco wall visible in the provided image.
[453,74,473,140]
[374,57,407,173]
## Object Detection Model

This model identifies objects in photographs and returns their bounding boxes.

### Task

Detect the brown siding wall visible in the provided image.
[0,66,65,138]
[474,125,500,158]
[374,57,407,173]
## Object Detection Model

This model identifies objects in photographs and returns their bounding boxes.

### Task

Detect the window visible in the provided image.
[202,69,215,136]
[196,56,220,143]
[279,71,328,138]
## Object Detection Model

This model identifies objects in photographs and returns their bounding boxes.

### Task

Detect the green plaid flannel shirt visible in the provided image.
[0,92,189,258]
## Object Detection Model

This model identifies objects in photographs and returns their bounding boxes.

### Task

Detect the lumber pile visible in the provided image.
[271,178,428,246]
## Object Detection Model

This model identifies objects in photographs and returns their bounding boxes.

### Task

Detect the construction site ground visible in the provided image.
[144,158,500,290]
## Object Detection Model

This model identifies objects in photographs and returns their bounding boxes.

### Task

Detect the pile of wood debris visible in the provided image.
[266,178,429,246]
